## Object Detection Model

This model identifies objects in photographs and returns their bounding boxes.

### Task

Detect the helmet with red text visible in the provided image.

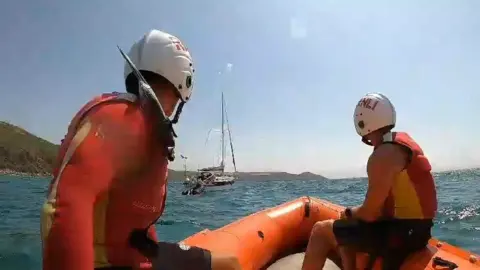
[353,93,396,140]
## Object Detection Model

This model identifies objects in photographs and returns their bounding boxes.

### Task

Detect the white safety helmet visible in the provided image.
[353,93,396,137]
[124,29,194,102]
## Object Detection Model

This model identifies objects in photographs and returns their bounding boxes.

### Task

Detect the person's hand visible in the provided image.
[339,207,353,220]
[128,229,158,258]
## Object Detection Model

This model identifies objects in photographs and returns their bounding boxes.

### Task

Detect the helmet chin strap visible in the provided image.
[171,101,184,124]
[362,136,373,146]
[361,131,393,146]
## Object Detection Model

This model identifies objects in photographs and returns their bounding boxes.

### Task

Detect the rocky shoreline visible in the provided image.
[0,169,52,178]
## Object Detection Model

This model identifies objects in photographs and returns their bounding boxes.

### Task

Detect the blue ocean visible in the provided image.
[0,169,478,270]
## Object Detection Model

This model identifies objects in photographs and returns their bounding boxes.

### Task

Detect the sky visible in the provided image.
[1,0,479,178]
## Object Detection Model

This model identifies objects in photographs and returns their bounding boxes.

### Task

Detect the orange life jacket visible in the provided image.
[382,132,437,220]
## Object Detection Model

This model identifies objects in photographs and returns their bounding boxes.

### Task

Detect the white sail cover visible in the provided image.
[199,165,224,172]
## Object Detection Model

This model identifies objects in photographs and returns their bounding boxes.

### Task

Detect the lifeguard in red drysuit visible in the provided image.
[40,29,240,270]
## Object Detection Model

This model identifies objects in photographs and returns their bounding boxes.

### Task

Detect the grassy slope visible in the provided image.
[0,121,59,175]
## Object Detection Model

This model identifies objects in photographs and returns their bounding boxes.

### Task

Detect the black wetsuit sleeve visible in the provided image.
[129,229,212,270]
[151,242,212,270]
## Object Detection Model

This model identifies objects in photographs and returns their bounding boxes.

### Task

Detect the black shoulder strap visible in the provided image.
[159,121,176,162]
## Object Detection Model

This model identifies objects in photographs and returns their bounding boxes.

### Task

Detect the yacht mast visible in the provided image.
[221,92,225,172]
[225,103,237,173]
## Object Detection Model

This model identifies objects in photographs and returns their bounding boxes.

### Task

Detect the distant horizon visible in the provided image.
[2,119,478,179]
[170,165,479,179]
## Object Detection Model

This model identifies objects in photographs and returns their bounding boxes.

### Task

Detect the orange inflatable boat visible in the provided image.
[182,196,480,270]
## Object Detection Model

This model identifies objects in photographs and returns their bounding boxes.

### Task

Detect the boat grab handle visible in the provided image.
[432,256,458,269]
[304,196,311,218]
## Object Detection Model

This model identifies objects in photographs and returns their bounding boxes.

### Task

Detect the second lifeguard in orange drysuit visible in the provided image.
[302,93,437,270]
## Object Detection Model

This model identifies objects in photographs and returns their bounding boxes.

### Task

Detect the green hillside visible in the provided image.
[0,121,59,176]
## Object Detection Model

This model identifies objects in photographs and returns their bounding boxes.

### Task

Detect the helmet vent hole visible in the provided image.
[178,84,183,90]
[358,121,365,129]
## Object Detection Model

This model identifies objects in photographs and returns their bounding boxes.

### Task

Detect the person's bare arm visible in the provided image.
[352,143,409,221]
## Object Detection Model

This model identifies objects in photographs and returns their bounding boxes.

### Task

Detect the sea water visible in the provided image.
[0,169,478,270]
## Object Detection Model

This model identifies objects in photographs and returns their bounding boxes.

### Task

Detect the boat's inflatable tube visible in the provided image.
[182,197,480,270]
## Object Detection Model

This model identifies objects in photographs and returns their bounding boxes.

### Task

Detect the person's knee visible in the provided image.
[310,219,337,247]
[211,252,241,270]
[311,220,334,237]
[223,255,241,270]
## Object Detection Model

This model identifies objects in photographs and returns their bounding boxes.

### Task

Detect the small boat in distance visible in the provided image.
[190,92,238,191]
[181,180,206,196]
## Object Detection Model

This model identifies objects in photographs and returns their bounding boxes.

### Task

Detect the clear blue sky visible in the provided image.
[1,0,479,178]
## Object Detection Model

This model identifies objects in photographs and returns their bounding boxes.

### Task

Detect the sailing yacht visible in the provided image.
[191,92,238,190]
[180,155,193,186]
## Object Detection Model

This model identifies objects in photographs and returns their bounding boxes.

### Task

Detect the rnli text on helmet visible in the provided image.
[357,98,379,111]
